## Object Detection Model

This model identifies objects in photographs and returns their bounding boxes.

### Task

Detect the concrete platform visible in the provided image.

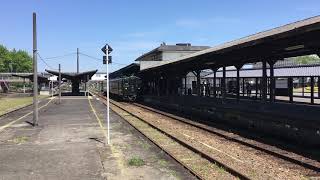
[0,96,194,180]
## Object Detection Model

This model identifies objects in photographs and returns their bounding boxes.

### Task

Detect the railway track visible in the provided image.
[133,102,320,173]
[93,92,320,179]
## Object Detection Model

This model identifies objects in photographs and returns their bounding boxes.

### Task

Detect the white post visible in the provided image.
[51,81,53,98]
[106,46,110,145]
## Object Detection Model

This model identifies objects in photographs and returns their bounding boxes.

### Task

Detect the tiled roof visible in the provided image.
[205,66,320,78]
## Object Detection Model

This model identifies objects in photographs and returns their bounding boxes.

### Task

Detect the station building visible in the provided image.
[135,43,210,70]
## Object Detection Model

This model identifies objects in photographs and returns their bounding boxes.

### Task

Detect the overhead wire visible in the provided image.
[37,52,57,70]
[42,52,76,60]
[79,52,129,66]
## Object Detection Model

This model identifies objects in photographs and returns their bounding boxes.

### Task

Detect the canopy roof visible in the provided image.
[12,74,49,83]
[45,69,98,81]
[109,63,140,79]
[142,16,320,72]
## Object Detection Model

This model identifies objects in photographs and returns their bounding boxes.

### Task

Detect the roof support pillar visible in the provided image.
[166,76,170,96]
[222,66,226,101]
[184,74,187,95]
[318,77,320,100]
[288,77,293,103]
[255,77,259,99]
[235,64,243,102]
[157,76,160,96]
[209,66,219,98]
[311,76,314,104]
[302,77,305,96]
[194,70,201,96]
[211,68,218,98]
[268,60,277,102]
[262,60,267,102]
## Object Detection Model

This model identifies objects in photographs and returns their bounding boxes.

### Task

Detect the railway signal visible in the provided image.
[103,55,112,64]
[101,44,112,145]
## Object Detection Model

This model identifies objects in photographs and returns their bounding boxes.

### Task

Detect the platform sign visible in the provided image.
[101,44,113,54]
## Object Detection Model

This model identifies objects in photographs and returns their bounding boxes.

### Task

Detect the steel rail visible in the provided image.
[93,92,250,180]
[133,102,320,173]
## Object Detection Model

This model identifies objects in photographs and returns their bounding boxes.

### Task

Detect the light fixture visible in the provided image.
[284,45,305,51]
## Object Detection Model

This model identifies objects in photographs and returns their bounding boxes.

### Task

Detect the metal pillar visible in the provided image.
[288,77,293,103]
[262,60,267,102]
[242,78,245,96]
[184,75,187,95]
[222,66,226,101]
[302,77,305,97]
[268,61,276,102]
[196,70,201,96]
[213,69,217,98]
[318,77,320,99]
[157,77,160,96]
[255,77,258,99]
[166,76,170,95]
[32,12,38,126]
[58,64,61,104]
[311,76,314,104]
[236,65,241,102]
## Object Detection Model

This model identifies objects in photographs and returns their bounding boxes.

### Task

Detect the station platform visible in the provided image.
[0,96,193,179]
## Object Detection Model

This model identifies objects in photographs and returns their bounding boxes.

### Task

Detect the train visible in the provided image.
[103,76,142,101]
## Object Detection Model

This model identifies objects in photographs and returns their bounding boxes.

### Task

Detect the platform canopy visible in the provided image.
[45,69,98,82]
[12,74,49,83]
[142,16,320,72]
[45,69,98,94]
[109,63,140,79]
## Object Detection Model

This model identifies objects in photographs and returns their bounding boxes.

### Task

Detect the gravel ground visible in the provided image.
[116,101,315,180]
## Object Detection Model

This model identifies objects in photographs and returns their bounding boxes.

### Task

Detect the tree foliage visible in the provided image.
[292,55,320,65]
[0,44,32,73]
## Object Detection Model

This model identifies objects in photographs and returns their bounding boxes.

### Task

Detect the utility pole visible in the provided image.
[77,48,79,73]
[58,64,61,104]
[32,12,38,126]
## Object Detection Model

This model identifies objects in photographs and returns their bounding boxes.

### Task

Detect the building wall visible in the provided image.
[162,51,199,61]
[140,51,200,70]
[91,73,107,81]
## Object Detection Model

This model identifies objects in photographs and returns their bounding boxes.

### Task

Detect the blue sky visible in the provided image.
[0,0,319,72]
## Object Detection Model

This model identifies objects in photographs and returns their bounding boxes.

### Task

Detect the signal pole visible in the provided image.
[106,46,110,145]
[58,64,61,104]
[101,44,113,145]
[32,12,38,126]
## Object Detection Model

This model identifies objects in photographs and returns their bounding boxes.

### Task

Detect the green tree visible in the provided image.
[292,55,320,65]
[0,44,32,73]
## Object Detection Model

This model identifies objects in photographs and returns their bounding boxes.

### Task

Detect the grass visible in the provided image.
[128,156,145,167]
[157,159,168,167]
[293,87,319,93]
[0,95,47,115]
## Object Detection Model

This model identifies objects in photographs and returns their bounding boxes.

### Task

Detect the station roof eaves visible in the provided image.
[135,44,210,61]
[141,15,320,71]
[109,63,140,78]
